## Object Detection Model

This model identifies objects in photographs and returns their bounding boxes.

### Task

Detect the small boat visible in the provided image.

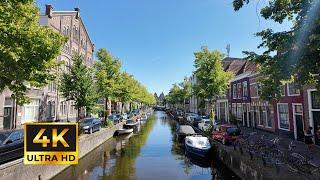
[140,114,148,121]
[116,128,133,135]
[185,135,211,157]
[176,125,196,143]
[124,119,138,129]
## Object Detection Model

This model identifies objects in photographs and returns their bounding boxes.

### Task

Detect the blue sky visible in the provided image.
[37,0,292,95]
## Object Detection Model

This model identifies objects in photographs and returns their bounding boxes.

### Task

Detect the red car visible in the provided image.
[212,124,241,145]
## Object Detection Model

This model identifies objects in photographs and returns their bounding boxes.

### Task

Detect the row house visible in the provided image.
[229,62,305,141]
[303,85,320,145]
[216,58,253,124]
[0,5,95,130]
[188,56,318,144]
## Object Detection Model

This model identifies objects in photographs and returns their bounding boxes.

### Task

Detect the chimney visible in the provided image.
[45,4,53,18]
[75,7,80,19]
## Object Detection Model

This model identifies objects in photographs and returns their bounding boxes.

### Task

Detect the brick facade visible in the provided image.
[0,5,94,130]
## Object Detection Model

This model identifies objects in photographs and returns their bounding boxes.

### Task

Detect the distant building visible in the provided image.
[0,5,94,129]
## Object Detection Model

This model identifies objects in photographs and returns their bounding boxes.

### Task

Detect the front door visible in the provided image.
[293,104,304,141]
[295,114,304,141]
[3,107,12,129]
[313,111,320,146]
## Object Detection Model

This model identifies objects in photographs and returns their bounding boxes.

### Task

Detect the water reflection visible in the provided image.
[53,111,239,180]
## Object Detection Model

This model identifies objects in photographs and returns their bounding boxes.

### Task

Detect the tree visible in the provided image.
[115,72,135,113]
[233,0,320,101]
[95,48,121,120]
[60,55,96,120]
[193,46,233,100]
[166,84,184,109]
[179,78,192,113]
[0,0,66,105]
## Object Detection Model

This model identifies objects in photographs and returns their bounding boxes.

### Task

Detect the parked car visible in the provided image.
[192,116,203,127]
[186,114,198,122]
[80,118,101,134]
[108,114,120,124]
[0,129,24,165]
[198,119,211,131]
[122,113,128,120]
[115,114,122,121]
[212,124,241,145]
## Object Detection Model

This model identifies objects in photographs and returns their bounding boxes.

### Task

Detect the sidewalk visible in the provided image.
[240,126,320,166]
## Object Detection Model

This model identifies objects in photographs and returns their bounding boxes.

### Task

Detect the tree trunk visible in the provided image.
[104,98,108,122]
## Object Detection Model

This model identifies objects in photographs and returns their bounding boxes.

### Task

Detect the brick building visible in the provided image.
[0,5,94,130]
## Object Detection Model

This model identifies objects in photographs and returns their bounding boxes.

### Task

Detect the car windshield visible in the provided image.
[227,127,240,136]
[83,119,93,124]
[108,115,114,120]
[205,121,211,125]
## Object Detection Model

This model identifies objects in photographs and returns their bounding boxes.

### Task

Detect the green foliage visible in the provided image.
[95,48,121,102]
[60,54,96,116]
[233,0,320,101]
[103,120,113,127]
[166,77,193,107]
[0,0,66,105]
[193,46,233,99]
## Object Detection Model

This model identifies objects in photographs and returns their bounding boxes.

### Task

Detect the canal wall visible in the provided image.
[0,123,123,180]
[169,112,317,180]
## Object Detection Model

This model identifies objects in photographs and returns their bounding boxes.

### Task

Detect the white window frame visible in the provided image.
[243,81,248,97]
[233,84,237,99]
[277,103,290,131]
[22,99,40,123]
[292,103,303,140]
[287,82,300,96]
[237,83,242,99]
[266,106,272,128]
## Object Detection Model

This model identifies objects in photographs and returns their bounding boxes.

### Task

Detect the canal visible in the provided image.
[53,111,240,180]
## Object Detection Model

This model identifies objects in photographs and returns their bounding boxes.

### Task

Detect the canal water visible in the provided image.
[53,111,240,180]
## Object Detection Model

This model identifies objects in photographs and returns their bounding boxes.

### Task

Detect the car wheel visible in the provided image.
[90,128,93,134]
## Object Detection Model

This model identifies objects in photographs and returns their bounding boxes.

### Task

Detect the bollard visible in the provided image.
[38,175,41,180]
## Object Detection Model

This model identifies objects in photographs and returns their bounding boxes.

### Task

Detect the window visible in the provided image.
[280,85,285,96]
[70,101,76,116]
[219,102,226,121]
[288,82,300,96]
[232,103,236,116]
[48,101,55,118]
[233,84,237,99]
[311,91,320,109]
[257,83,262,96]
[254,106,260,125]
[259,106,267,126]
[243,81,248,97]
[250,83,258,97]
[266,106,272,128]
[237,104,242,120]
[237,83,242,99]
[49,82,56,92]
[60,101,67,116]
[278,104,289,130]
[23,99,40,123]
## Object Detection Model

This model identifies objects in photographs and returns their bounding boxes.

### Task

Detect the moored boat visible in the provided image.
[124,119,139,129]
[184,135,211,157]
[176,125,196,143]
[116,128,133,135]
